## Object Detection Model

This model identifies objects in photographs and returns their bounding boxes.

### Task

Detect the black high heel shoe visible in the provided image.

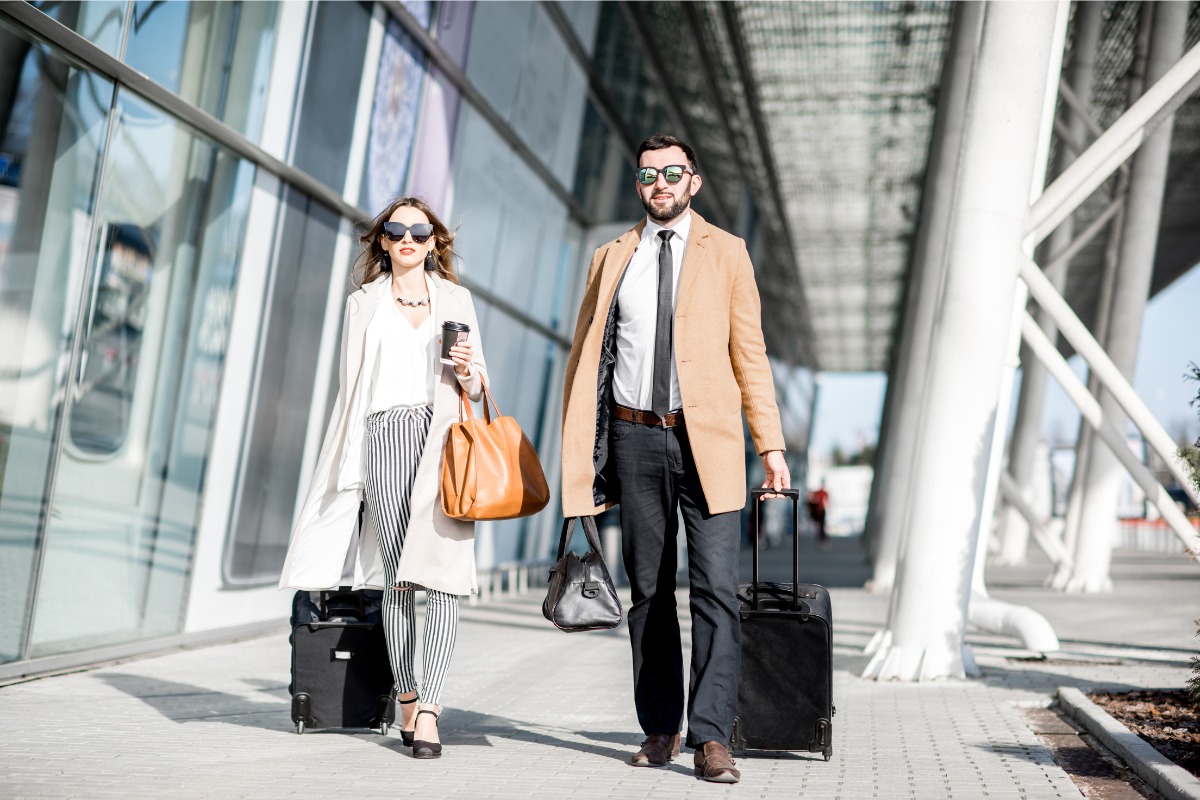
[412,706,442,759]
[398,695,419,746]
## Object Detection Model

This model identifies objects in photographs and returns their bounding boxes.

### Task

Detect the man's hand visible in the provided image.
[760,450,790,499]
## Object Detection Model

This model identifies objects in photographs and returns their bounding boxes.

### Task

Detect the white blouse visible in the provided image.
[337,276,439,491]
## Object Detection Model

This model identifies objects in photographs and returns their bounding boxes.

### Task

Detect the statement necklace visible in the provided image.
[394,295,430,307]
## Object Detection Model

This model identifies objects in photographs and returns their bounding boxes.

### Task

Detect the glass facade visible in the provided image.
[0,0,815,668]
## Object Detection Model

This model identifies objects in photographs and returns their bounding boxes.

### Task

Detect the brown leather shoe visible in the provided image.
[694,741,740,783]
[630,733,680,767]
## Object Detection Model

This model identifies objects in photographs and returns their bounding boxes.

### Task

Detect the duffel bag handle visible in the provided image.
[750,487,802,611]
[318,588,366,622]
[555,515,604,561]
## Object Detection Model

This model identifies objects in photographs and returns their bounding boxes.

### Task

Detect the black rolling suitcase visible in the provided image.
[730,488,835,760]
[289,588,395,735]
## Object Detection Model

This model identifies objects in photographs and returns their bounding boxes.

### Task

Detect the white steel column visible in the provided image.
[1057,4,1153,584]
[863,1,1062,681]
[999,1,1103,566]
[1067,1,1188,593]
[864,2,983,594]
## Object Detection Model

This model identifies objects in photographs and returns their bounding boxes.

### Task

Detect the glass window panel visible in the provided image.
[124,1,278,144]
[449,106,575,328]
[292,0,371,193]
[509,5,588,175]
[0,24,112,664]
[560,1,600,55]
[462,2,531,123]
[53,1,129,56]
[403,0,430,30]
[363,19,425,214]
[28,90,254,658]
[123,1,190,93]
[225,190,339,584]
[462,3,590,178]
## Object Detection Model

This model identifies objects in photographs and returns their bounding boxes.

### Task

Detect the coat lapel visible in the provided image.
[347,275,385,387]
[601,220,646,303]
[675,211,710,311]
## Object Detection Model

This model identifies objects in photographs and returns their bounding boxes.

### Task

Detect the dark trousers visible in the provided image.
[610,417,741,748]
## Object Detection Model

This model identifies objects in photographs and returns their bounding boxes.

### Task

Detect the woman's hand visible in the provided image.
[450,340,473,377]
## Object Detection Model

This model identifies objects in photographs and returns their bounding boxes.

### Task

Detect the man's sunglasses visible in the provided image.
[382,221,434,243]
[636,165,693,185]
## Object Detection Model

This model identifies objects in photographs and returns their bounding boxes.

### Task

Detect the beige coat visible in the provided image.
[561,212,785,517]
[278,272,488,596]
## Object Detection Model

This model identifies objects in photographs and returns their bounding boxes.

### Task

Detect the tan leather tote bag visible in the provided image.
[440,380,550,520]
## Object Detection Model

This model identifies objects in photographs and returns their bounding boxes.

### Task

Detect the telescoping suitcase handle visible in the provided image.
[750,487,803,611]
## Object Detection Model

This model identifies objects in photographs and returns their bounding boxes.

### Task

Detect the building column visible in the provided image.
[863,1,1062,681]
[1067,1,1188,593]
[999,1,1104,566]
[864,1,984,593]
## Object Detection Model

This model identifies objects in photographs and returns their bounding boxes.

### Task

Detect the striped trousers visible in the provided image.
[365,406,458,706]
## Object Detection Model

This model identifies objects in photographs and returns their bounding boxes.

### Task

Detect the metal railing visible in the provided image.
[468,560,556,606]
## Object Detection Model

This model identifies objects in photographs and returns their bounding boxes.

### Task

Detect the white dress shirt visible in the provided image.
[338,276,438,491]
[613,212,691,412]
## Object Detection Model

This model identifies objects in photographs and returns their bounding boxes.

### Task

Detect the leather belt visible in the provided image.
[614,404,684,428]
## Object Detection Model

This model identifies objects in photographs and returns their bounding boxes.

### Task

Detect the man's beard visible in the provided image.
[641,189,691,223]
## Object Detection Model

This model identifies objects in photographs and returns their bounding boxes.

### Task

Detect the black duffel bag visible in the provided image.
[542,515,622,632]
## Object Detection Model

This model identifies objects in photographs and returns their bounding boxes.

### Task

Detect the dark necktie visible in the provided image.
[652,230,674,418]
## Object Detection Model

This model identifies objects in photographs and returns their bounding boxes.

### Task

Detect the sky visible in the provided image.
[1038,262,1200,449]
[809,371,888,461]
[809,262,1200,462]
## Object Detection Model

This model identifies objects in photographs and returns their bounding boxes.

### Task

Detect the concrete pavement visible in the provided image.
[0,544,1192,799]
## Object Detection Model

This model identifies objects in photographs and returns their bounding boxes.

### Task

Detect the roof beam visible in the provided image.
[717,1,816,367]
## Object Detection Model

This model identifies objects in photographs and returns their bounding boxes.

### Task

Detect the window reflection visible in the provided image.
[123,1,278,143]
[69,224,155,455]
[34,1,127,57]
[0,21,112,664]
[30,89,253,658]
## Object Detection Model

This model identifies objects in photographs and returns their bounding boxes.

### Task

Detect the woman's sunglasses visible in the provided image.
[636,165,693,185]
[382,221,434,243]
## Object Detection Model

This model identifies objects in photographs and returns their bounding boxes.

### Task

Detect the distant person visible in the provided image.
[279,197,489,760]
[808,480,830,548]
[560,134,788,783]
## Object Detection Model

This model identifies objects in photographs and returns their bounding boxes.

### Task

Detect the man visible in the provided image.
[561,134,789,783]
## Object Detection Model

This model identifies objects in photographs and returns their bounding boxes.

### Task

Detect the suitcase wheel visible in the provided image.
[379,721,389,736]
[823,746,832,762]
[296,720,305,735]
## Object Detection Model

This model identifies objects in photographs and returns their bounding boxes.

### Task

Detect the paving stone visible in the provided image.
[0,585,1189,799]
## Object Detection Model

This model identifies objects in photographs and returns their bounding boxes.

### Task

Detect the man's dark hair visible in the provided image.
[637,134,699,175]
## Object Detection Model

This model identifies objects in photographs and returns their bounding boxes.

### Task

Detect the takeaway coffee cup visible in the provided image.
[440,321,470,366]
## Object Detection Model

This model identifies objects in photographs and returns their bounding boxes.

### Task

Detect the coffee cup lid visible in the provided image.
[442,321,470,332]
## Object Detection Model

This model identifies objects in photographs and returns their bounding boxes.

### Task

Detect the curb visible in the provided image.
[1058,686,1200,800]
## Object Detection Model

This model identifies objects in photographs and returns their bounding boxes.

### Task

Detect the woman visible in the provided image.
[279,197,488,759]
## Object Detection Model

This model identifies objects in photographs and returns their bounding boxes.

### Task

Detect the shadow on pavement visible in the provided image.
[95,672,651,760]
[978,665,1147,695]
[96,673,293,732]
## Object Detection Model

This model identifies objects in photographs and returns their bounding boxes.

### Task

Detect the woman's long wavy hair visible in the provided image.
[351,196,459,289]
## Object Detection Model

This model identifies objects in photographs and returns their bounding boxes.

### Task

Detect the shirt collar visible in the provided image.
[642,210,691,244]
